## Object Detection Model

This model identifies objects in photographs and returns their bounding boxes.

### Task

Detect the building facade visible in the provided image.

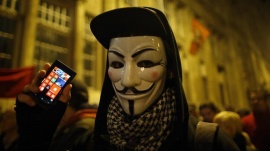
[1,0,270,112]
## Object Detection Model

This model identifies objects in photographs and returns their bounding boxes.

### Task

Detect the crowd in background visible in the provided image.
[1,88,269,151]
[189,89,270,151]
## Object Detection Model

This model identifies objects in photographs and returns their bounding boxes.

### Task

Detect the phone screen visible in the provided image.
[33,60,76,109]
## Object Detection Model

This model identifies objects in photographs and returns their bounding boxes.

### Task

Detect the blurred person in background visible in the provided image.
[242,89,270,151]
[214,111,256,151]
[49,79,97,151]
[199,102,220,122]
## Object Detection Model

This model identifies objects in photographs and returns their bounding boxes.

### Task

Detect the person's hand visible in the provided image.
[17,63,72,107]
[15,63,72,150]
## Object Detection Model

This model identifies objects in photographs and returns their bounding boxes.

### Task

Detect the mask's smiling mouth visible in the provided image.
[115,83,155,95]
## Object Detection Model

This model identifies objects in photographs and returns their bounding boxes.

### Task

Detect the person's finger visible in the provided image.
[58,84,72,103]
[31,63,51,85]
[44,63,51,71]
[18,63,52,106]
[23,70,46,94]
[19,70,46,106]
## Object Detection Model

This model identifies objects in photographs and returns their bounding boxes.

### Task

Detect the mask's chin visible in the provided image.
[116,86,165,116]
[120,98,154,115]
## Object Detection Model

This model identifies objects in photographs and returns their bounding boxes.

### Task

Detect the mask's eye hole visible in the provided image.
[137,60,155,68]
[110,61,124,68]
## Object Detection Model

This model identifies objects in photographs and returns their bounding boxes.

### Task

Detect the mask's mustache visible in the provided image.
[115,84,155,94]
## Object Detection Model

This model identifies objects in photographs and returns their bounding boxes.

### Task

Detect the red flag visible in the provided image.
[192,19,210,40]
[189,19,210,55]
[0,66,35,98]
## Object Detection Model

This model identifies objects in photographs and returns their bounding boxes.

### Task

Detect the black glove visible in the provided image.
[15,98,67,151]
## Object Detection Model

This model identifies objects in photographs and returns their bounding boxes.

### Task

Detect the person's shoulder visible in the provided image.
[187,115,240,151]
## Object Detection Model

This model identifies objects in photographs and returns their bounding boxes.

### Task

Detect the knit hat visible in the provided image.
[90,7,168,50]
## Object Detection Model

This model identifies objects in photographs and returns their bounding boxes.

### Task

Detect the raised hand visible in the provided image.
[17,63,72,107]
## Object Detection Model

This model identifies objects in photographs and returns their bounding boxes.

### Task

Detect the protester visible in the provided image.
[242,89,270,151]
[213,111,256,151]
[15,7,240,151]
[199,102,220,122]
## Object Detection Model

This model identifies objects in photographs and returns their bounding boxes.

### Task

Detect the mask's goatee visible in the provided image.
[128,100,134,116]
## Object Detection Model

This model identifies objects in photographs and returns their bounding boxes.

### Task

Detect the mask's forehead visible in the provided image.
[109,36,165,56]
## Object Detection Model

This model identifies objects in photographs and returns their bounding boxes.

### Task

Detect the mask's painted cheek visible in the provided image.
[139,66,166,82]
[108,67,122,82]
[108,70,112,78]
[151,71,159,81]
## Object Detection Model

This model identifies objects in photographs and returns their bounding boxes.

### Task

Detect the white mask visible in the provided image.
[108,36,167,115]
